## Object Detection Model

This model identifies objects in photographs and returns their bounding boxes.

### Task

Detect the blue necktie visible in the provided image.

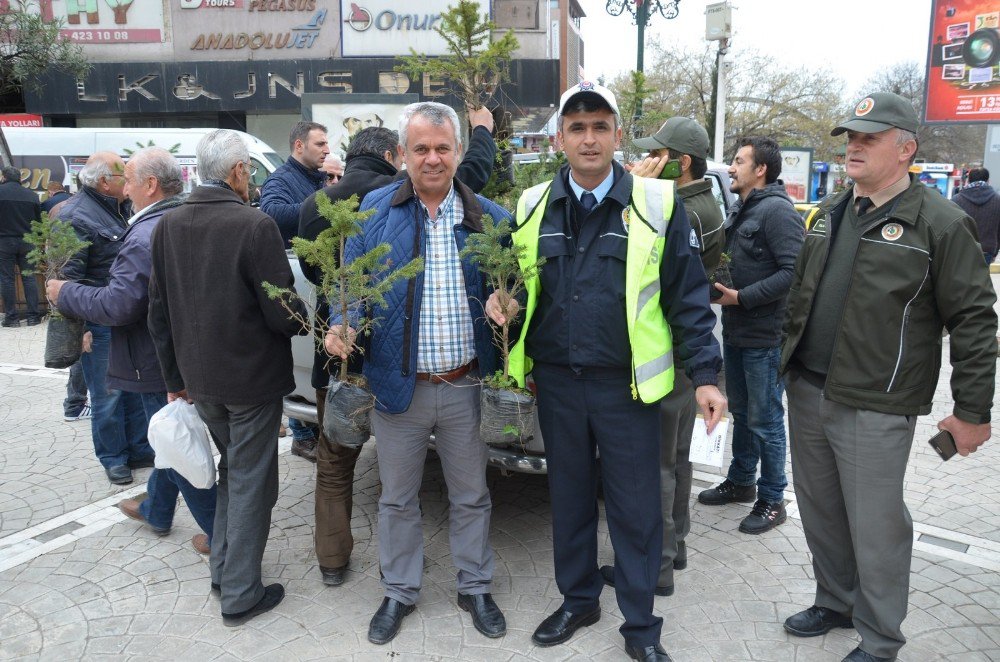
[580,191,597,213]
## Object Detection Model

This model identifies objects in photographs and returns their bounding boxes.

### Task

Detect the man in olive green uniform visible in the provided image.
[781,92,996,662]
[601,117,725,595]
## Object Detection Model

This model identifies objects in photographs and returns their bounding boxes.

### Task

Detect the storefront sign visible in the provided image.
[925,0,1000,123]
[779,147,813,204]
[54,0,164,43]
[341,0,488,56]
[191,9,327,51]
[180,0,244,8]
[0,114,43,127]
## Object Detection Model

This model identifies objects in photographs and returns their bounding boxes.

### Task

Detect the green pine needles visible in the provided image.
[263,193,423,382]
[460,214,542,389]
[23,212,91,319]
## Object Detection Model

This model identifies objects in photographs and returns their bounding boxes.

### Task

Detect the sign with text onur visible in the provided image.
[340,0,488,57]
[925,0,1000,123]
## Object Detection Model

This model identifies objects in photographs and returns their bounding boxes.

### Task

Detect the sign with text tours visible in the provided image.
[340,0,488,57]
[925,0,1000,123]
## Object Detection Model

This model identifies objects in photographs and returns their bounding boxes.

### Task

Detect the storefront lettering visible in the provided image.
[118,74,159,101]
[191,9,325,50]
[248,0,315,10]
[372,10,440,31]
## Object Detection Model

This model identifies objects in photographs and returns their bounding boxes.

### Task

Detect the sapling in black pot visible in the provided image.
[709,251,733,300]
[24,212,90,368]
[264,193,423,448]
[460,215,543,447]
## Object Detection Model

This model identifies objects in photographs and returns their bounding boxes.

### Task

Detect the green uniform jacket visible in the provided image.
[780,176,997,423]
[677,178,726,274]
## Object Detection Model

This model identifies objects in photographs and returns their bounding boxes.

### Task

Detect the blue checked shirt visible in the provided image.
[416,185,477,373]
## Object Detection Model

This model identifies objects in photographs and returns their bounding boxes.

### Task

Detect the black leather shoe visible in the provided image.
[531,606,601,647]
[842,646,894,661]
[673,541,687,570]
[739,499,787,534]
[105,465,133,485]
[368,597,415,645]
[291,438,318,463]
[458,592,506,638]
[222,583,284,627]
[625,642,673,661]
[698,479,756,505]
[600,565,674,597]
[320,564,347,586]
[211,582,220,594]
[784,605,854,637]
[25,317,41,326]
[1,317,20,327]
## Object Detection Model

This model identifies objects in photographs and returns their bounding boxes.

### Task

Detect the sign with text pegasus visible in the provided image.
[340,0,488,57]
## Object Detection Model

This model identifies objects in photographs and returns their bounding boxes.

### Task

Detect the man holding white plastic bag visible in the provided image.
[148,130,306,627]
[47,147,216,554]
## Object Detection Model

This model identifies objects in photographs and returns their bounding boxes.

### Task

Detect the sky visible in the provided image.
[576,0,933,98]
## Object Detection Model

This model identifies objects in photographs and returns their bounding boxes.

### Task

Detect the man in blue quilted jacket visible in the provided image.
[324,101,508,646]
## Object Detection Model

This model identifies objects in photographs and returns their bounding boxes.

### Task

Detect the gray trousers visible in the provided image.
[658,370,696,586]
[372,375,494,605]
[786,372,916,659]
[195,398,282,614]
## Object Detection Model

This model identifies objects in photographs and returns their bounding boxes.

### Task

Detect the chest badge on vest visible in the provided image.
[881,222,904,241]
[621,207,631,234]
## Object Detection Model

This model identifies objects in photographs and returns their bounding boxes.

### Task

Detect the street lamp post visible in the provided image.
[606,0,681,128]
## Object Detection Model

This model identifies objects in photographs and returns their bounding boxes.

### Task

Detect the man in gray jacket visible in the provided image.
[698,136,804,534]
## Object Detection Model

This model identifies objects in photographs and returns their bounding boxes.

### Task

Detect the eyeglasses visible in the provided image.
[243,161,258,177]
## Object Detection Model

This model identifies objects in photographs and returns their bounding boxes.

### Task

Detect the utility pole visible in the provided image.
[705,2,732,162]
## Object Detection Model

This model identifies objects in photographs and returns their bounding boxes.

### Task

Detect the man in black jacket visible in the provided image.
[0,166,42,327]
[698,136,804,535]
[148,130,306,627]
[299,115,496,589]
[953,167,1000,263]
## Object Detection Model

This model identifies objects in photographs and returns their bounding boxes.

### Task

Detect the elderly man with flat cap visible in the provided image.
[600,117,725,596]
[780,92,996,661]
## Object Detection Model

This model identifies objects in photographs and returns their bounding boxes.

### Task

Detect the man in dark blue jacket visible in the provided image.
[699,136,804,534]
[48,147,217,553]
[325,102,508,646]
[0,166,42,327]
[56,151,151,485]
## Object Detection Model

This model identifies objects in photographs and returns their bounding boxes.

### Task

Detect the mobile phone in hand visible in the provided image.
[658,159,682,180]
[929,429,957,461]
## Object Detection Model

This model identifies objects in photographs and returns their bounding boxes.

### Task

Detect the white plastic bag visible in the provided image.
[147,400,216,489]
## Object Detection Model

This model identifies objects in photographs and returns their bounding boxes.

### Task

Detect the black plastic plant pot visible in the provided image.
[324,379,373,449]
[710,263,733,301]
[44,316,84,369]
[480,386,535,447]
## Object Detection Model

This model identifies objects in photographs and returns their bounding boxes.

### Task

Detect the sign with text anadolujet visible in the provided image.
[925,0,1000,123]
[340,0,488,57]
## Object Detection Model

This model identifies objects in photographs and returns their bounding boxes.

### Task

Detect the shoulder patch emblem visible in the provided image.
[881,222,903,241]
[856,97,875,116]
[689,228,700,249]
[621,207,630,234]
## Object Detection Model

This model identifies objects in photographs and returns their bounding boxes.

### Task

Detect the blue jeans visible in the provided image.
[288,417,317,442]
[64,360,88,416]
[136,392,217,537]
[723,343,788,503]
[80,323,152,469]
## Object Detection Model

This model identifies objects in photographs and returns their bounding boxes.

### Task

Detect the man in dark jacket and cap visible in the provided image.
[47,147,216,554]
[299,113,496,589]
[953,167,1000,263]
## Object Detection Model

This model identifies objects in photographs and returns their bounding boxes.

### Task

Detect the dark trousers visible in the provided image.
[658,370,696,585]
[195,398,282,614]
[0,237,39,320]
[314,387,362,569]
[64,360,88,416]
[533,363,663,649]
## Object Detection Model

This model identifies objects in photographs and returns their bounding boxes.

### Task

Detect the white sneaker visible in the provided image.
[64,404,92,422]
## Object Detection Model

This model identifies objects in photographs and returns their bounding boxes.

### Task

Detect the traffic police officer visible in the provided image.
[488,83,726,662]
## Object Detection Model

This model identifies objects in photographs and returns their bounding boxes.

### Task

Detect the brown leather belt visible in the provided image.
[415,358,478,384]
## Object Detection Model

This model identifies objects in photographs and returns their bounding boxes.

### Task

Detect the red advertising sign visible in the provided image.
[925,0,1000,123]
[0,114,43,127]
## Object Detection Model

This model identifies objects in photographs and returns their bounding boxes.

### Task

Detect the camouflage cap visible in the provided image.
[831,92,919,136]
[633,117,710,156]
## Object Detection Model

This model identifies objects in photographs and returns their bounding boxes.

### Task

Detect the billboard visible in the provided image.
[341,0,488,57]
[925,0,1000,123]
[779,147,813,204]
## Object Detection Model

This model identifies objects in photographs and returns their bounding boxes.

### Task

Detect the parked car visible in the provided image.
[283,164,734,475]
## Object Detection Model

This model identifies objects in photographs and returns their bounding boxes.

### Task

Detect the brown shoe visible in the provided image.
[117,498,169,535]
[278,423,288,437]
[291,438,318,462]
[192,533,210,554]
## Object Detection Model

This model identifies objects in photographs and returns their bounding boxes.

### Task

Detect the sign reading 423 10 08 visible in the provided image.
[925,0,1000,123]
[42,0,165,44]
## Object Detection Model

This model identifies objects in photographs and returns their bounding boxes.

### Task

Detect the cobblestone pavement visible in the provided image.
[1,317,999,662]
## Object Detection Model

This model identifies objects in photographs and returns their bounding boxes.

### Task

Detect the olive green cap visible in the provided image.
[831,92,919,136]
[633,117,710,156]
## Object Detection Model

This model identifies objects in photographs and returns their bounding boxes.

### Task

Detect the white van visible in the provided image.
[3,127,283,196]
